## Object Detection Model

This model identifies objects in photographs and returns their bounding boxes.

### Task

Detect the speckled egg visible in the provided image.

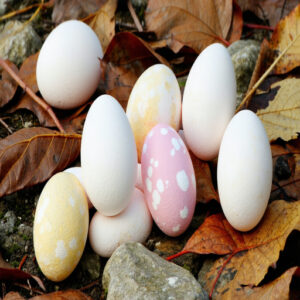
[33,172,89,282]
[141,124,196,236]
[126,64,181,161]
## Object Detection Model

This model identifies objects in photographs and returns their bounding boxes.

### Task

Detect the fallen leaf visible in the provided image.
[85,0,117,53]
[269,4,300,74]
[145,0,240,53]
[0,60,19,107]
[31,290,93,300]
[100,32,169,109]
[4,292,25,300]
[256,78,300,142]
[19,52,39,92]
[227,0,243,44]
[0,127,81,197]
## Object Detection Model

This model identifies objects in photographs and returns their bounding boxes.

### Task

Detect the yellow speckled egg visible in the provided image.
[126,64,181,161]
[33,172,89,282]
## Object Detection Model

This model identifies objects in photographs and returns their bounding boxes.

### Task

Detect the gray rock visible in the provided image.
[79,250,101,280]
[103,242,208,300]
[0,211,16,243]
[228,40,261,107]
[0,20,42,66]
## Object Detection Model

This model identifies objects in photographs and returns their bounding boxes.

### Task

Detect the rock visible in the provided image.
[78,250,101,281]
[0,20,42,66]
[0,0,15,15]
[103,242,208,300]
[228,40,261,107]
[0,211,16,245]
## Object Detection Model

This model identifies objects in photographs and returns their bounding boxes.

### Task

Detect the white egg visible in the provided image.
[81,95,137,216]
[89,188,152,257]
[36,20,103,109]
[217,110,273,231]
[182,43,236,160]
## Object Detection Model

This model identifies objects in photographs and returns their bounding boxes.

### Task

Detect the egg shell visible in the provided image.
[81,95,137,216]
[135,163,143,191]
[217,110,273,232]
[33,172,89,282]
[182,43,236,160]
[89,188,152,257]
[141,124,196,237]
[126,64,181,161]
[36,20,103,109]
[64,167,93,209]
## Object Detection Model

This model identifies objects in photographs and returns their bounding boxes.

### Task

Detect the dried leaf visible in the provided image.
[4,292,25,300]
[0,60,19,107]
[270,4,300,74]
[100,32,170,109]
[145,0,240,53]
[31,290,93,300]
[256,78,300,142]
[0,127,81,197]
[85,0,117,53]
[227,0,243,44]
[19,52,39,92]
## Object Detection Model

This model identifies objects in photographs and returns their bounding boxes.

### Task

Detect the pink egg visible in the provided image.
[141,124,196,237]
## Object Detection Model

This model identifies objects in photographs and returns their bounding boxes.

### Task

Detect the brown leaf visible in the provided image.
[4,292,25,300]
[145,0,240,53]
[19,52,39,92]
[0,127,81,197]
[30,290,93,300]
[0,60,19,107]
[227,0,243,44]
[100,32,170,109]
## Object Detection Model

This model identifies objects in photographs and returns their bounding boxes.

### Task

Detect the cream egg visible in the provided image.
[182,43,236,160]
[36,20,103,109]
[126,64,181,161]
[89,188,152,257]
[33,172,89,281]
[141,124,196,237]
[81,95,137,216]
[217,110,272,231]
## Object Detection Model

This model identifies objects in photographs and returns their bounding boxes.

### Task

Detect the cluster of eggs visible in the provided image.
[33,20,272,282]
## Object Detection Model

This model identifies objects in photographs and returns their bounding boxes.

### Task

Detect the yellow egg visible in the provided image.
[126,64,181,161]
[33,172,89,282]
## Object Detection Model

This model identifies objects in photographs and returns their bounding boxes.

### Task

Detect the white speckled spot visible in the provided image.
[167,277,178,287]
[172,138,180,151]
[154,160,159,168]
[160,128,168,135]
[77,251,81,258]
[79,203,85,215]
[180,206,188,219]
[36,197,50,224]
[146,178,152,192]
[148,166,153,178]
[39,221,52,234]
[191,174,196,189]
[156,179,164,193]
[138,101,147,118]
[152,190,160,210]
[40,255,50,266]
[69,238,77,249]
[176,170,189,191]
[143,143,147,154]
[149,130,154,137]
[170,148,175,157]
[55,240,67,260]
[69,196,75,207]
[179,139,184,146]
[172,224,181,232]
[150,158,154,164]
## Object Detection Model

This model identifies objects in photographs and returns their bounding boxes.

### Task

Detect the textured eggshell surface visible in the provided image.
[89,188,152,257]
[64,167,93,209]
[126,64,181,161]
[33,172,89,282]
[81,95,137,216]
[217,110,273,232]
[182,43,236,160]
[36,20,103,109]
[141,124,196,236]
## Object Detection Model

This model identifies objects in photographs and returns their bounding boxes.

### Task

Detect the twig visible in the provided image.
[79,280,100,291]
[14,282,44,295]
[0,118,13,134]
[236,32,300,112]
[127,0,143,32]
[18,254,28,270]
[0,59,65,133]
[244,23,274,31]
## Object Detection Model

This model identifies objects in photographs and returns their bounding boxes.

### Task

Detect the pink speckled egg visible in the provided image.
[141,124,196,237]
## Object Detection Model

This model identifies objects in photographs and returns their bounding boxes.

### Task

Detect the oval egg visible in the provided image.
[141,124,196,237]
[217,110,272,231]
[182,43,236,160]
[81,95,137,216]
[126,64,181,161]
[33,172,89,282]
[36,20,103,109]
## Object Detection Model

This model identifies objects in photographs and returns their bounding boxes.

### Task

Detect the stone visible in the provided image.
[0,20,42,66]
[0,210,16,244]
[103,242,208,300]
[228,39,261,107]
[78,250,101,281]
[0,0,16,16]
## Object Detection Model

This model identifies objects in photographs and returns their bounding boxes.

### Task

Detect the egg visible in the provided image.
[217,110,272,231]
[89,188,152,257]
[81,95,137,216]
[182,43,236,160]
[135,163,143,191]
[33,172,89,281]
[64,167,93,209]
[141,124,196,237]
[126,64,181,161]
[36,20,103,109]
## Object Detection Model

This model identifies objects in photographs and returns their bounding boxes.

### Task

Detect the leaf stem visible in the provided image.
[244,23,274,31]
[166,250,190,261]
[0,58,65,133]
[127,0,143,32]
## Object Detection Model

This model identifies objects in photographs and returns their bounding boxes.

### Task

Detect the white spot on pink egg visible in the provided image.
[36,197,50,224]
[146,178,152,192]
[172,224,181,232]
[143,143,147,154]
[156,179,164,193]
[176,170,189,191]
[179,139,184,147]
[180,206,188,219]
[191,174,196,189]
[172,138,180,151]
[150,158,154,164]
[148,166,153,178]
[154,160,159,168]
[170,148,175,157]
[69,238,77,249]
[152,190,161,210]
[160,128,168,135]
[69,196,75,207]
[55,240,67,260]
